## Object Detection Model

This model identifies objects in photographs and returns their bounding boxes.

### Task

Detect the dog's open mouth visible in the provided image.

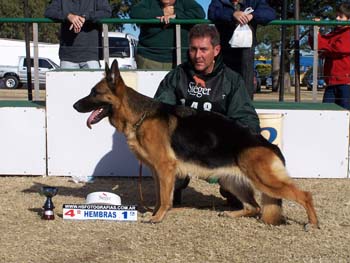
[86,106,110,129]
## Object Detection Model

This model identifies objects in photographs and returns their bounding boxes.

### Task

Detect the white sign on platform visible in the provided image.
[63,204,137,221]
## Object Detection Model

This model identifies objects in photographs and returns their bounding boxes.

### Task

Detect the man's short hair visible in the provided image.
[338,3,350,18]
[189,24,220,46]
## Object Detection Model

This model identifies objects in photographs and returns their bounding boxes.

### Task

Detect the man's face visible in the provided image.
[336,13,349,21]
[189,36,221,75]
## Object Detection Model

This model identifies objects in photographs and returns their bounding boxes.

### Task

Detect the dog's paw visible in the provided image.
[218,211,242,218]
[140,212,164,224]
[140,211,152,223]
[141,219,158,224]
[141,217,162,224]
[304,223,320,232]
[218,211,229,218]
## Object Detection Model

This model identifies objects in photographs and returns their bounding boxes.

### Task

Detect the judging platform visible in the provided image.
[0,70,349,178]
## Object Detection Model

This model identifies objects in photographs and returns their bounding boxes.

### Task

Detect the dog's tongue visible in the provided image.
[86,109,101,129]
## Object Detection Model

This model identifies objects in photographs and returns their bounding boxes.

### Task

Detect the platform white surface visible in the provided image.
[0,107,46,175]
[1,70,349,178]
[46,70,152,177]
[257,109,349,178]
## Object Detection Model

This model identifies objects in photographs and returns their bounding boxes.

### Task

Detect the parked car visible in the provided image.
[0,56,59,89]
[301,67,326,91]
[265,75,272,89]
[102,32,138,69]
[306,79,326,90]
[305,75,326,91]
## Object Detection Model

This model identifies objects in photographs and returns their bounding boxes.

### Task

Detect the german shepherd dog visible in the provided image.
[73,60,319,228]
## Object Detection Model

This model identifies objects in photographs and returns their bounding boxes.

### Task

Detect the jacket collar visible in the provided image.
[184,54,224,81]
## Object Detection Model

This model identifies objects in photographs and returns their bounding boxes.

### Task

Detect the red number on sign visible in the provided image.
[64,209,75,217]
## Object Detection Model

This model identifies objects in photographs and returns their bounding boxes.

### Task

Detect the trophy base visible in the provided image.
[42,209,55,220]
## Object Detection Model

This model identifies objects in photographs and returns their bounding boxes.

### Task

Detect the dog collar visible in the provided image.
[133,112,147,130]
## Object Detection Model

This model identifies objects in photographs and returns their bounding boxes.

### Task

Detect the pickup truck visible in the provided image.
[0,56,59,89]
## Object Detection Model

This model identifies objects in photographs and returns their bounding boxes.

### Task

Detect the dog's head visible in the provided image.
[73,59,124,129]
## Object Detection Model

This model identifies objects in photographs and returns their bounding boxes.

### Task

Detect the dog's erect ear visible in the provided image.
[106,59,122,87]
[110,59,120,82]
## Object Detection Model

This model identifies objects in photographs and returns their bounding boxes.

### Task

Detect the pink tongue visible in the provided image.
[86,109,101,129]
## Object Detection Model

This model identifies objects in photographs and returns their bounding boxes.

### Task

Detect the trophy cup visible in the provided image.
[40,186,58,220]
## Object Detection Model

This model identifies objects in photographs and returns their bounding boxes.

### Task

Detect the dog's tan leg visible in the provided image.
[260,193,283,225]
[147,160,177,223]
[151,170,160,216]
[218,174,261,219]
[263,184,318,227]
[219,205,261,218]
[260,183,318,228]
[240,147,319,228]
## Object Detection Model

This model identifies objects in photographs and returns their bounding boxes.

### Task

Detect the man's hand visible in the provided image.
[163,5,175,16]
[233,11,253,25]
[156,14,176,24]
[67,13,86,33]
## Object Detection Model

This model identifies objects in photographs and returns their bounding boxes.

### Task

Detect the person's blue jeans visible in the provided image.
[323,84,350,110]
[60,60,100,69]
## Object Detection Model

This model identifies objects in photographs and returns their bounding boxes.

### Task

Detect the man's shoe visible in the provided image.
[173,176,190,206]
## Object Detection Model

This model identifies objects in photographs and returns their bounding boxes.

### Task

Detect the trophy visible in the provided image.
[40,186,58,220]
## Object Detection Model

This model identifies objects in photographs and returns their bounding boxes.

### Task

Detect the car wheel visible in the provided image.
[4,75,19,89]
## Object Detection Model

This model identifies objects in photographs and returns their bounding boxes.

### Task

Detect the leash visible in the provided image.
[138,160,153,212]
[133,112,153,212]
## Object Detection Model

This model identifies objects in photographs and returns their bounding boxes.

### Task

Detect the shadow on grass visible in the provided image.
[22,177,231,214]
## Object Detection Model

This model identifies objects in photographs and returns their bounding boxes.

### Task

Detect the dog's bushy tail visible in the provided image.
[261,194,283,225]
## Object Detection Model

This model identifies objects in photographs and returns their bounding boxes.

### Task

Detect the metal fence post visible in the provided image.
[103,24,109,66]
[312,25,319,102]
[176,24,181,65]
[33,22,40,100]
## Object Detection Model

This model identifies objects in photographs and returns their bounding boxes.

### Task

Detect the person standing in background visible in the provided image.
[309,3,350,110]
[208,0,276,98]
[45,0,112,69]
[130,0,205,70]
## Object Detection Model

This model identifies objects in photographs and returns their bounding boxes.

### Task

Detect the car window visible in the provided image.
[23,58,53,69]
[23,58,34,67]
[39,59,53,69]
[109,37,130,58]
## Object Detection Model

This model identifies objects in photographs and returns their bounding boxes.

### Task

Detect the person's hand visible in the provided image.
[67,13,85,33]
[156,14,176,24]
[72,25,82,33]
[163,5,175,16]
[233,11,253,25]
[312,17,320,32]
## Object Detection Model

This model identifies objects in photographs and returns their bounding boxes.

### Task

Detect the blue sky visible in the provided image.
[124,0,210,36]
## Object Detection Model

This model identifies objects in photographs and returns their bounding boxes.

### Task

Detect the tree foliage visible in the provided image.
[256,0,342,58]
[254,0,344,91]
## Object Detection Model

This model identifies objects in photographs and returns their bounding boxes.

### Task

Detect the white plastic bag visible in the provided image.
[229,7,254,48]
